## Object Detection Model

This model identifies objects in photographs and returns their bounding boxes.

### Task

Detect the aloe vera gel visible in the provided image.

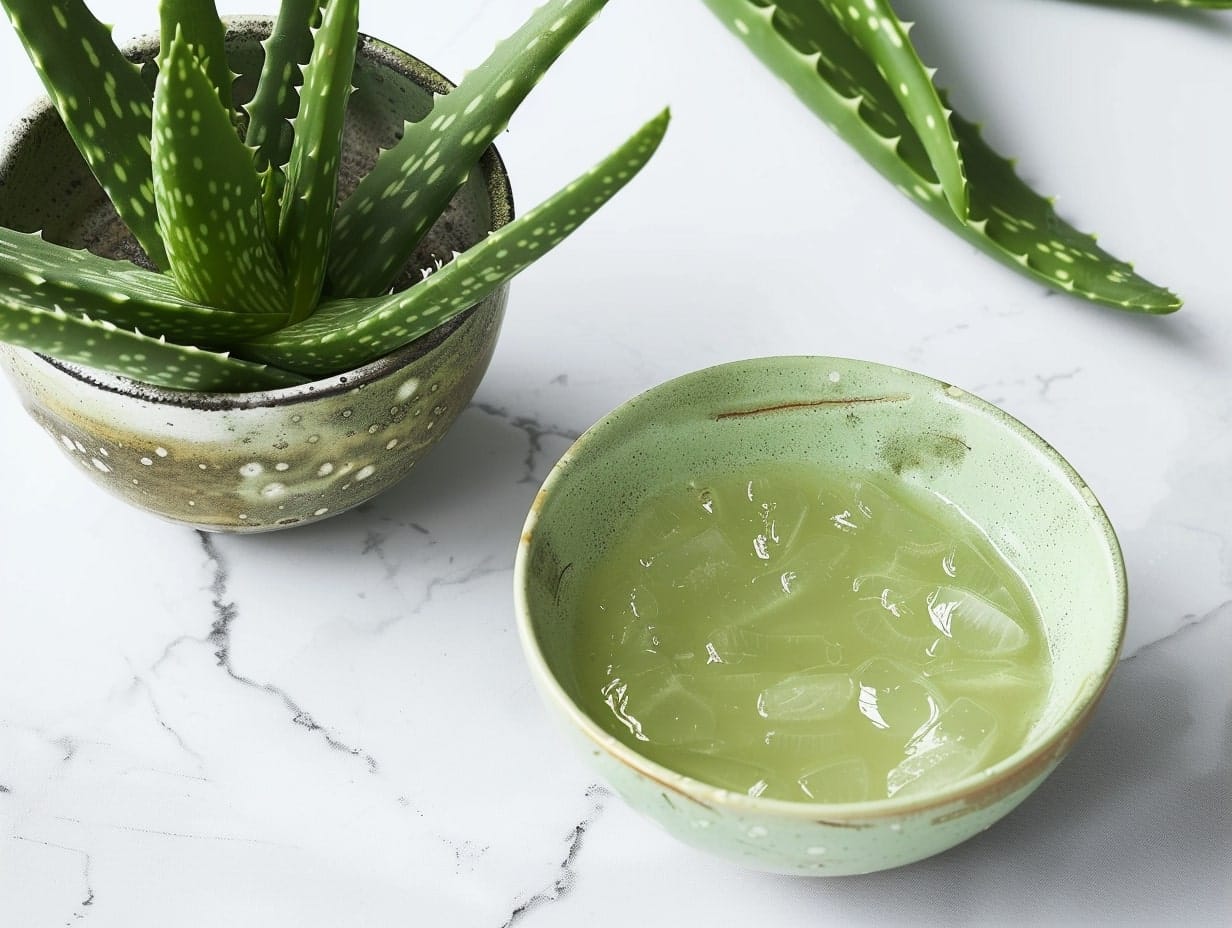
[573,465,1052,803]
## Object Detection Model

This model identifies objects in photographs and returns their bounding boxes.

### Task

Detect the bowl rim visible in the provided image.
[0,17,514,411]
[514,355,1128,823]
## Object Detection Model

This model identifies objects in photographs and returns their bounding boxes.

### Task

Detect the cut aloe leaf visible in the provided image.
[819,0,967,219]
[245,0,327,172]
[279,0,358,323]
[153,29,289,314]
[242,109,670,377]
[0,229,285,344]
[0,301,306,392]
[702,0,1180,312]
[159,0,233,112]
[327,0,610,298]
[0,0,170,270]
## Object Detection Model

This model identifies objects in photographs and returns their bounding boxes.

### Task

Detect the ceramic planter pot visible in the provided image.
[516,356,1126,875]
[0,18,512,532]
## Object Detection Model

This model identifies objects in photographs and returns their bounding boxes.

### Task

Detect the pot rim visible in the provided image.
[514,355,1128,824]
[0,16,514,411]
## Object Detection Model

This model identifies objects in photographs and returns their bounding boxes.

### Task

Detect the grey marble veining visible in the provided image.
[196,532,383,772]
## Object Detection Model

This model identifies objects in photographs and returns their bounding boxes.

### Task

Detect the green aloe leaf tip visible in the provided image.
[326,0,611,299]
[152,27,290,315]
[701,0,1180,313]
[242,108,671,376]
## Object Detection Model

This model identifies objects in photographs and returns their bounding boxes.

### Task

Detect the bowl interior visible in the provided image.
[519,356,1126,807]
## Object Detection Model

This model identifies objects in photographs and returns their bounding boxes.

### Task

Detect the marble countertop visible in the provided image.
[2,1,1229,924]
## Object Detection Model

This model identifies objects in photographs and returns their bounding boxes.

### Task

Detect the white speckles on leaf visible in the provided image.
[327,0,613,298]
[701,0,1178,312]
[242,109,668,376]
[8,2,169,267]
[152,30,289,315]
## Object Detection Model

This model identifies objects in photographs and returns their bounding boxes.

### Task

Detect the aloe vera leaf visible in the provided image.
[818,0,967,219]
[159,0,233,111]
[0,0,170,270]
[245,0,327,171]
[702,0,1180,312]
[0,302,306,392]
[242,109,670,377]
[279,0,358,323]
[260,163,282,239]
[153,30,289,314]
[0,228,285,344]
[946,105,1177,306]
[327,0,610,299]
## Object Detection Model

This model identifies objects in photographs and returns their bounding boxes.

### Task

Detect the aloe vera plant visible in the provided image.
[700,0,1226,312]
[0,0,668,392]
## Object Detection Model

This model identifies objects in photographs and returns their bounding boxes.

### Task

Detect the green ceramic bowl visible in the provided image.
[0,19,511,532]
[515,356,1126,875]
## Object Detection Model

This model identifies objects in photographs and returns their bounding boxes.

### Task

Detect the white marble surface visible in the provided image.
[2,0,1230,924]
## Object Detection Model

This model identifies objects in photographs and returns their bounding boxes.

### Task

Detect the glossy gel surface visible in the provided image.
[573,465,1052,803]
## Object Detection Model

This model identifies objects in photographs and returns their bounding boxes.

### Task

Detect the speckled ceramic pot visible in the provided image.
[0,19,512,532]
[515,356,1127,875]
